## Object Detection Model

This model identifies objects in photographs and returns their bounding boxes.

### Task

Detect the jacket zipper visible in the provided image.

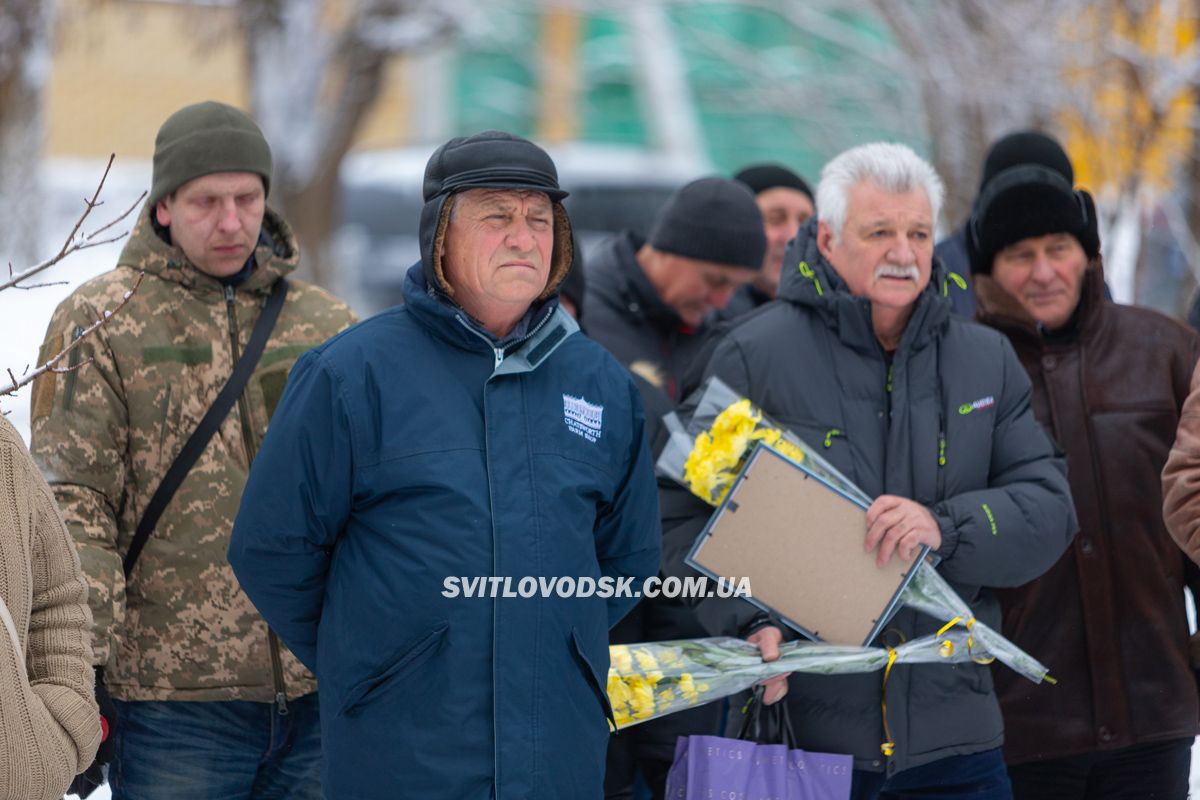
[455,308,557,371]
[224,285,289,717]
[452,309,557,792]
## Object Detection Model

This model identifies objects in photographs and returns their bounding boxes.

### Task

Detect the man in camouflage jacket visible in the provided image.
[30,101,356,799]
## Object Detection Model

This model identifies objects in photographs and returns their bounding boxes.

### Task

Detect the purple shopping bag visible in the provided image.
[664,735,853,800]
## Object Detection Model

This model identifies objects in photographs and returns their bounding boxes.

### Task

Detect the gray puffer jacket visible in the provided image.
[662,219,1077,777]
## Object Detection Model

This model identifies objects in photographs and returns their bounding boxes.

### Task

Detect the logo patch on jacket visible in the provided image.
[958,395,996,415]
[563,394,604,442]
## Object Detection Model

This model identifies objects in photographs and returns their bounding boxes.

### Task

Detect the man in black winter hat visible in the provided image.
[970,131,1200,799]
[230,130,661,800]
[936,131,1083,317]
[726,163,816,317]
[581,177,763,800]
[583,176,765,403]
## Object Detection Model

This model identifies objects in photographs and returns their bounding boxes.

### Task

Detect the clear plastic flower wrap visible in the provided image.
[608,628,1022,731]
[644,375,1053,728]
[657,376,864,506]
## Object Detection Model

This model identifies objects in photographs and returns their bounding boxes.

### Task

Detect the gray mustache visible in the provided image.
[874,264,920,281]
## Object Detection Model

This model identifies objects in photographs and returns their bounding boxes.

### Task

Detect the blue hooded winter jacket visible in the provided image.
[229,264,661,799]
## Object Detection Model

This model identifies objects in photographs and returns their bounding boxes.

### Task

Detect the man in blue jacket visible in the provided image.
[229,131,662,800]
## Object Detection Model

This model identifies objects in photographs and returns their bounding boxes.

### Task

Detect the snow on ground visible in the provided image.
[12,157,1200,797]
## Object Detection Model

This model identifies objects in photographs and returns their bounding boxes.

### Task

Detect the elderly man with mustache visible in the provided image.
[660,142,1076,800]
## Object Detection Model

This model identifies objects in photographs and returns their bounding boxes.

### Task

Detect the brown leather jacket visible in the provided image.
[1163,360,1200,563]
[976,265,1200,764]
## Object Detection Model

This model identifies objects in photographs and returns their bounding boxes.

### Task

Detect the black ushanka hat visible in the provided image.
[417,131,573,301]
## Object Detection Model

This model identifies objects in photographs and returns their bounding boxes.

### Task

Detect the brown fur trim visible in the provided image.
[537,203,574,302]
[431,195,456,296]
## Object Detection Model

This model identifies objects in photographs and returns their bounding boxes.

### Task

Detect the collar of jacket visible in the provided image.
[974,258,1107,351]
[401,262,578,374]
[117,202,299,298]
[775,218,952,355]
[594,231,685,334]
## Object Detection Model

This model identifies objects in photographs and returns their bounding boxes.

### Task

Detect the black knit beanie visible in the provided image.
[150,101,272,206]
[966,131,1099,274]
[734,163,815,204]
[648,177,766,270]
[979,131,1074,189]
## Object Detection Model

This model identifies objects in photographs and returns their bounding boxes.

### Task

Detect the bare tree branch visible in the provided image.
[0,272,144,398]
[1,154,146,293]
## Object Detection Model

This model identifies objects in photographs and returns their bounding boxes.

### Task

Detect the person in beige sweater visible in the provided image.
[0,413,100,799]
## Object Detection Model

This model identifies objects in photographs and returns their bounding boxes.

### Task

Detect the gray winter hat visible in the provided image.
[150,101,273,206]
[648,177,766,270]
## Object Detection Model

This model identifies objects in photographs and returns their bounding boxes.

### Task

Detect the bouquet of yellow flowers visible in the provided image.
[608,626,1024,731]
[631,376,1054,748]
[658,376,860,506]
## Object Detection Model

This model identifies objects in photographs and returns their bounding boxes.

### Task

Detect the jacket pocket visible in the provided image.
[569,627,615,730]
[338,622,449,716]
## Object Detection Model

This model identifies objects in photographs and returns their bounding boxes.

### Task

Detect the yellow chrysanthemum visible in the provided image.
[658,649,683,668]
[610,645,633,674]
[683,400,806,504]
[607,671,633,710]
[627,675,656,720]
[678,672,699,704]
[633,648,659,671]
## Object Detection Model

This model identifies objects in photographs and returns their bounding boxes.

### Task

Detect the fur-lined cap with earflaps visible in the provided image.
[418,131,573,302]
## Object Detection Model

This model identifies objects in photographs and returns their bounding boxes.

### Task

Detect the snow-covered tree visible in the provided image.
[1,156,143,400]
[0,0,56,269]
[237,0,460,288]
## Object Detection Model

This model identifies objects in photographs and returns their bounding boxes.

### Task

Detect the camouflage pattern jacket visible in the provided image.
[29,206,356,703]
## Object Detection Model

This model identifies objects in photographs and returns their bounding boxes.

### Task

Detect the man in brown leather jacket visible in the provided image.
[969,131,1200,798]
[1164,364,1200,565]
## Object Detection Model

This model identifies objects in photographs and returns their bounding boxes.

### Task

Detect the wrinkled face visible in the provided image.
[155,172,266,278]
[991,233,1088,329]
[757,187,815,289]
[817,180,933,311]
[443,188,555,319]
[657,254,755,328]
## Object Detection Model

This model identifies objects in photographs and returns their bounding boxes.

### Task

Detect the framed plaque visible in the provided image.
[687,443,927,646]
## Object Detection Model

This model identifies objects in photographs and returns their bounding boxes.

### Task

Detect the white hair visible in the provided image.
[816,143,944,241]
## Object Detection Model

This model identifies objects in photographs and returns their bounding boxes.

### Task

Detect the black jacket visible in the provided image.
[581,232,723,769]
[584,231,711,403]
[662,221,1077,776]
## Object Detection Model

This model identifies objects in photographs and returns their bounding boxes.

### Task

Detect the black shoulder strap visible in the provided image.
[124,279,289,578]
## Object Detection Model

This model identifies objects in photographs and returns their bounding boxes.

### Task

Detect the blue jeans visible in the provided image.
[851,748,1013,800]
[109,693,321,800]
